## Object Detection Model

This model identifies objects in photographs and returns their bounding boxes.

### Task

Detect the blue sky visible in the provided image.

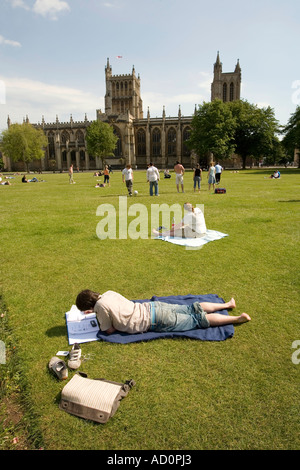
[0,0,299,133]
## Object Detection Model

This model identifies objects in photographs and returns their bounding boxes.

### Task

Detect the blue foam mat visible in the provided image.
[96,294,234,343]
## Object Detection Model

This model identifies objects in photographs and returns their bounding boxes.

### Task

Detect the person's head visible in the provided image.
[126,164,131,169]
[76,289,100,312]
[184,202,194,212]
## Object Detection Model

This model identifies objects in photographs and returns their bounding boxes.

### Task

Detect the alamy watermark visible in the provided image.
[96,197,204,249]
[291,340,300,365]
[0,80,6,104]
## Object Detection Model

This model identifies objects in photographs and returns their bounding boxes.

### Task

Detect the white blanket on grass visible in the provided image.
[154,229,228,248]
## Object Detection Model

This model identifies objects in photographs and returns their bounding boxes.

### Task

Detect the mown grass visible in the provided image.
[0,168,299,450]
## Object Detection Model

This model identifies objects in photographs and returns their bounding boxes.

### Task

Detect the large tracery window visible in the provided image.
[136,129,146,156]
[113,128,122,156]
[223,83,227,102]
[167,128,176,156]
[48,132,55,159]
[61,131,70,145]
[182,127,191,156]
[230,82,234,101]
[152,128,161,156]
[76,130,84,144]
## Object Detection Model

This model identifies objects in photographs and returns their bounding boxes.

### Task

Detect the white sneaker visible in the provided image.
[68,343,81,369]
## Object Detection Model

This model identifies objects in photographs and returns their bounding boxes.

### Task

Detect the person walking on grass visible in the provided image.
[69,164,74,184]
[75,289,251,335]
[207,162,216,191]
[215,162,223,184]
[122,164,134,196]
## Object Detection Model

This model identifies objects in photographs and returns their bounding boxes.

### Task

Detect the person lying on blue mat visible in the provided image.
[76,290,251,335]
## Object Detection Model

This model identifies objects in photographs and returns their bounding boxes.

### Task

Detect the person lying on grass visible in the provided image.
[76,290,251,335]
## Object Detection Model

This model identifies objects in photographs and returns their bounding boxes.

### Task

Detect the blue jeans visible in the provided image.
[149,301,210,332]
[149,180,159,196]
[193,176,201,189]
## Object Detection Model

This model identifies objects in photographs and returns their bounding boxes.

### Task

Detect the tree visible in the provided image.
[188,100,236,162]
[228,100,280,168]
[0,122,47,171]
[86,120,118,167]
[282,106,300,166]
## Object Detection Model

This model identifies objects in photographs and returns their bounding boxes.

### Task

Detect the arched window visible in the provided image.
[223,83,227,102]
[152,128,161,156]
[61,131,69,145]
[167,128,176,156]
[113,128,122,156]
[136,129,146,156]
[76,130,84,144]
[48,132,55,159]
[182,127,191,156]
[230,82,234,101]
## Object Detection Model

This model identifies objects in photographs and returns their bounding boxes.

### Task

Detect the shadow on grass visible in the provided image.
[278,199,300,203]
[46,325,66,338]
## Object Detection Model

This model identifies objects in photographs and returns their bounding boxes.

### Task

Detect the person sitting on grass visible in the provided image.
[76,289,251,335]
[152,202,206,239]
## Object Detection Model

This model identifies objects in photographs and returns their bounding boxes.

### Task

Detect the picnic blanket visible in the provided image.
[96,294,234,344]
[154,229,228,248]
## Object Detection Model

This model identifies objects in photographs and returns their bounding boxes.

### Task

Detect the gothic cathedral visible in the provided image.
[4,53,241,171]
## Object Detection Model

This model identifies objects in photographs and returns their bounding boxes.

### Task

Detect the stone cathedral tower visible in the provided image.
[211,52,241,102]
[104,58,143,119]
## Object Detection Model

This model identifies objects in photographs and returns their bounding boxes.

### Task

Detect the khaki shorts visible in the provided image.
[175,174,183,185]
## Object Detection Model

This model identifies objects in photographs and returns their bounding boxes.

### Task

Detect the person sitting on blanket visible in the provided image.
[152,202,207,239]
[76,289,251,335]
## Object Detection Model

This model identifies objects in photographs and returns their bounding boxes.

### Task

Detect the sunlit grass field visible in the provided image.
[0,168,299,450]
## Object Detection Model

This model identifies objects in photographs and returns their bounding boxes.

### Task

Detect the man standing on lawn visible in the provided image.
[174,161,185,193]
[215,162,223,184]
[146,162,160,196]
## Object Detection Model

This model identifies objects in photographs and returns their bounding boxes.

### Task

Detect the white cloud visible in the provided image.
[0,35,22,47]
[0,76,100,132]
[7,0,70,20]
[33,0,70,20]
[9,0,30,10]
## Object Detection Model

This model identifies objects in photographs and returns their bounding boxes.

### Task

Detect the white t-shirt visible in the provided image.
[215,164,223,174]
[146,166,160,182]
[122,168,133,180]
[94,291,151,334]
[182,207,206,235]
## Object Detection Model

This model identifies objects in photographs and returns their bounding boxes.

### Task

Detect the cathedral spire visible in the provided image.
[235,59,241,73]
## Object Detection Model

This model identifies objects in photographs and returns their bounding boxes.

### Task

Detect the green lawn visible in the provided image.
[0,168,299,450]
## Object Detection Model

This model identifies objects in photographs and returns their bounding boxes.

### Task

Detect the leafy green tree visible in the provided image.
[228,100,280,168]
[86,120,118,167]
[0,122,47,171]
[282,106,300,166]
[188,99,236,162]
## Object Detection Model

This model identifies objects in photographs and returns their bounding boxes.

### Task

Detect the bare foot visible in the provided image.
[227,298,236,309]
[236,313,251,324]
